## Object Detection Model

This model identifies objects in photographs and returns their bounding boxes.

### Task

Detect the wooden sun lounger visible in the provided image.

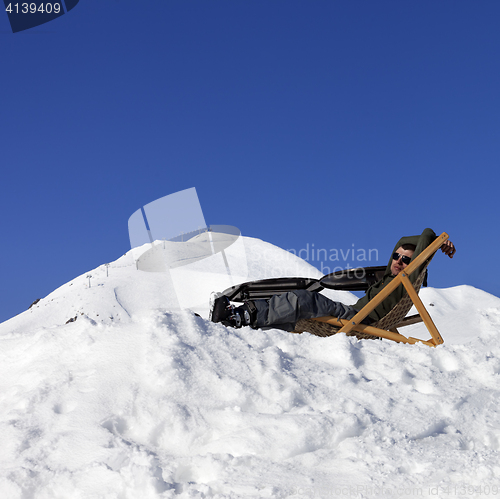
[293,233,450,347]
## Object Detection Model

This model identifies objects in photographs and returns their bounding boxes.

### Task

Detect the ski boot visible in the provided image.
[210,294,254,328]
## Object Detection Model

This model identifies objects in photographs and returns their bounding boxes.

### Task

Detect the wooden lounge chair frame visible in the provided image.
[294,232,449,347]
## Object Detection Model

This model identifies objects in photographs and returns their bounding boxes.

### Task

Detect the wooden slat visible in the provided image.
[400,273,444,345]
[314,317,436,347]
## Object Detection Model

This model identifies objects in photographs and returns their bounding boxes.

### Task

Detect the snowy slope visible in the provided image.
[1,237,499,499]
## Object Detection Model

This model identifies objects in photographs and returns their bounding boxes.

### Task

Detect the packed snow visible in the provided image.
[1,236,499,499]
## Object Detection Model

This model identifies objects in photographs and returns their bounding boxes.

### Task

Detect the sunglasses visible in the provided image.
[392,253,412,265]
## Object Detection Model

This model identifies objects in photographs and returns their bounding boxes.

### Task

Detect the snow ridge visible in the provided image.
[1,237,499,498]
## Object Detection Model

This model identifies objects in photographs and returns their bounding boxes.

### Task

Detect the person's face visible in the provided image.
[390,247,414,275]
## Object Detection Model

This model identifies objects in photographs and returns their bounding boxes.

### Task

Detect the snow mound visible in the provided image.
[1,237,499,498]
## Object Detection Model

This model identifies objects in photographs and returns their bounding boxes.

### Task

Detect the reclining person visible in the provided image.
[211,228,456,331]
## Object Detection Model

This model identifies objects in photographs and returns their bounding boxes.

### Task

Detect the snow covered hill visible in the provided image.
[1,237,499,498]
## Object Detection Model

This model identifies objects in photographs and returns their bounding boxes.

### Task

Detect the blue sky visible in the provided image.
[1,0,499,323]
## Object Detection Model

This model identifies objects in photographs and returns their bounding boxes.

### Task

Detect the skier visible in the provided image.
[210,228,456,331]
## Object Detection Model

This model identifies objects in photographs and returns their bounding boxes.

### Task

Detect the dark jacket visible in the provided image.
[352,228,437,322]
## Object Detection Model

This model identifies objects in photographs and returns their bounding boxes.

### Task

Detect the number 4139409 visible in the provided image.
[6,3,62,14]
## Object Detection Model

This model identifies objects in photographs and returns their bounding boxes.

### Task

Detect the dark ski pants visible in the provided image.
[252,290,358,332]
